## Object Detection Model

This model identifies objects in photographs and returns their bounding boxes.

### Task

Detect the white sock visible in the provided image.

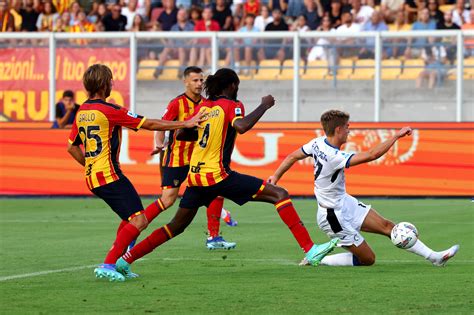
[320,253,358,266]
[220,208,227,220]
[405,239,435,260]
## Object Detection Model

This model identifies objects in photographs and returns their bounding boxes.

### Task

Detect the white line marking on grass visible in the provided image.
[2,258,473,282]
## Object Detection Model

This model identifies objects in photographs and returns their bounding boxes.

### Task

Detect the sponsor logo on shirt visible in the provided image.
[235,107,242,116]
[127,111,138,118]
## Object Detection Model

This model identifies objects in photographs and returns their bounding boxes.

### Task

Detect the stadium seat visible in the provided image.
[398,59,424,80]
[137,60,159,80]
[331,58,354,80]
[302,60,329,80]
[350,59,375,80]
[158,60,180,80]
[381,59,402,80]
[239,61,257,80]
[277,59,305,80]
[254,60,281,80]
[439,4,454,12]
[463,58,474,80]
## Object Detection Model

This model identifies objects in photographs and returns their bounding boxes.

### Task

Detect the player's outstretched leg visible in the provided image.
[253,183,338,266]
[206,197,236,250]
[361,208,459,266]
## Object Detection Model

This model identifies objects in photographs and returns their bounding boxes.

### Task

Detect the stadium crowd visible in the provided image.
[1,0,473,82]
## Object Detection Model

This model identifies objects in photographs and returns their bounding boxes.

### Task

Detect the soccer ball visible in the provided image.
[391,222,419,249]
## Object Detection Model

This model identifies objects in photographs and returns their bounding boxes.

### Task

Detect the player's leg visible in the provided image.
[310,242,375,267]
[361,208,459,266]
[117,186,214,268]
[221,207,237,226]
[222,173,337,265]
[206,197,236,250]
[160,166,189,209]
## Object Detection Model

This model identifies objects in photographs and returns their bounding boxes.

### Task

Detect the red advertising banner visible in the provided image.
[0,47,129,121]
[0,122,473,196]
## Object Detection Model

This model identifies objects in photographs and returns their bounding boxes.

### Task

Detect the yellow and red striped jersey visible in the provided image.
[187,96,244,187]
[68,99,146,190]
[161,94,203,167]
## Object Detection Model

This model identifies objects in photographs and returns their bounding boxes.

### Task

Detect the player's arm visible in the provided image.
[141,109,206,131]
[67,143,85,166]
[349,127,412,167]
[233,95,275,134]
[150,131,166,155]
[268,148,307,185]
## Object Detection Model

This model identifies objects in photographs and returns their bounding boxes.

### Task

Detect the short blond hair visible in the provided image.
[83,64,113,98]
[320,109,350,136]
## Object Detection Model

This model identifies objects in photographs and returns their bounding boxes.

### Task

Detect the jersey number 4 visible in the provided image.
[199,123,210,148]
[78,125,102,157]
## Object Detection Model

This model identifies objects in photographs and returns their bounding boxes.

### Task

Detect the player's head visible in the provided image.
[320,109,350,142]
[204,68,240,100]
[83,64,113,99]
[183,66,204,97]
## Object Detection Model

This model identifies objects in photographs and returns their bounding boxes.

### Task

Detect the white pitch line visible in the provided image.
[2,258,473,282]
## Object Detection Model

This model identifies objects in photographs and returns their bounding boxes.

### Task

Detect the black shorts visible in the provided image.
[179,171,264,209]
[161,166,189,189]
[91,176,144,221]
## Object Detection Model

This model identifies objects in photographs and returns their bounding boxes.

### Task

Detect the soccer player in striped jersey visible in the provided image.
[150,66,237,250]
[268,109,459,267]
[67,64,205,282]
[116,68,338,276]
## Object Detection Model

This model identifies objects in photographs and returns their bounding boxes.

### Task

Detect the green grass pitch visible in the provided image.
[0,198,473,314]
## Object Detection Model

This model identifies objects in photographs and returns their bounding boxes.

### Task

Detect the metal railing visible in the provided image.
[1,30,473,122]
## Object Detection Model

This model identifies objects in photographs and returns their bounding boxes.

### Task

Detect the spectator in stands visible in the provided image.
[193,7,220,68]
[130,0,151,19]
[189,6,202,25]
[70,10,94,32]
[213,0,233,30]
[9,0,22,31]
[129,12,146,30]
[54,11,69,31]
[302,0,324,30]
[404,0,419,23]
[405,8,436,58]
[380,0,404,23]
[237,14,259,74]
[387,9,410,58]
[254,5,273,31]
[335,12,361,58]
[268,0,288,15]
[428,0,444,25]
[328,0,343,28]
[461,10,474,56]
[438,9,460,29]
[307,15,336,62]
[156,7,195,77]
[359,10,388,59]
[86,1,99,23]
[102,3,127,31]
[157,0,178,31]
[244,0,261,19]
[177,0,192,9]
[286,0,305,20]
[122,0,138,30]
[452,0,470,25]
[351,0,373,26]
[88,2,107,24]
[0,0,14,32]
[258,8,288,63]
[437,10,460,64]
[69,1,81,26]
[291,14,309,31]
[52,90,80,129]
[52,0,72,16]
[36,1,59,31]
[20,0,39,31]
[416,38,448,89]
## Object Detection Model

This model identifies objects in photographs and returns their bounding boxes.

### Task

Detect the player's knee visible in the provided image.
[130,214,148,231]
[360,253,376,266]
[384,219,395,236]
[161,195,177,209]
[274,186,289,201]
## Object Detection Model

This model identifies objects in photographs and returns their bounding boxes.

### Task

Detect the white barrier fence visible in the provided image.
[1,30,473,122]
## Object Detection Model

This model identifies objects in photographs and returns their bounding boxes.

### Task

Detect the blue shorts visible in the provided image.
[91,176,144,221]
[179,171,264,209]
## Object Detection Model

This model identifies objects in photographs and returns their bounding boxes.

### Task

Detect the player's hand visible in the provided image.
[150,144,164,155]
[397,126,412,138]
[267,175,278,185]
[185,109,207,128]
[261,95,275,110]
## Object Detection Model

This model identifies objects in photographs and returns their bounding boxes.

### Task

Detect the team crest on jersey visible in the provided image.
[173,179,179,186]
[235,108,242,116]
[127,111,138,118]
